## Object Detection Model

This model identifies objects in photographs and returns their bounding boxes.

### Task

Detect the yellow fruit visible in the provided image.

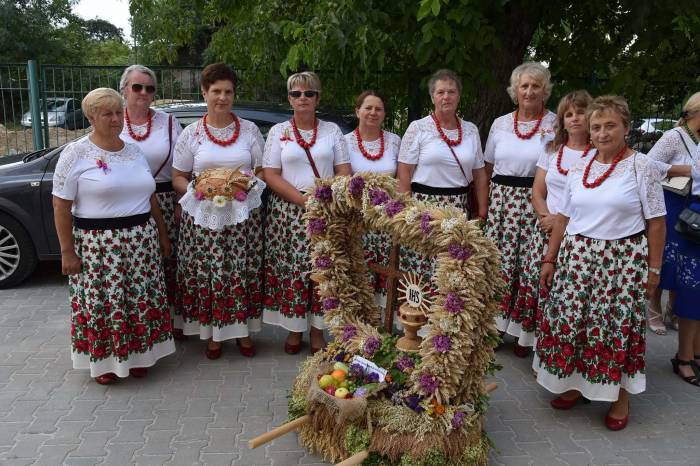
[331,369,346,382]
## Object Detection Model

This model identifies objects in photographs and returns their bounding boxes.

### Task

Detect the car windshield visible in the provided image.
[44,99,67,111]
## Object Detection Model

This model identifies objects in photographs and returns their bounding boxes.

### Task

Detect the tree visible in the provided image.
[82,18,124,42]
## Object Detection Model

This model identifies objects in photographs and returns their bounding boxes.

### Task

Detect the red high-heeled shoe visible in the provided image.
[605,403,629,431]
[236,339,256,357]
[513,343,530,358]
[284,341,301,354]
[172,328,188,341]
[95,373,117,385]
[206,343,223,360]
[550,394,589,410]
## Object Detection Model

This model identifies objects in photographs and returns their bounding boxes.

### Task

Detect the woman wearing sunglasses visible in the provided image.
[119,65,184,340]
[262,71,351,354]
[172,63,266,360]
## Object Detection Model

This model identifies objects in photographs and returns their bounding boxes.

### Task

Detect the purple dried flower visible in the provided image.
[419,374,439,395]
[396,356,415,371]
[451,411,466,429]
[444,292,464,314]
[315,255,332,270]
[354,387,367,397]
[341,325,357,342]
[448,243,472,261]
[350,363,365,378]
[420,212,433,234]
[369,188,389,206]
[363,336,381,357]
[322,297,339,311]
[314,185,332,202]
[432,334,452,353]
[307,218,327,235]
[348,176,365,197]
[367,372,380,383]
[404,394,425,412]
[334,352,346,362]
[384,199,404,217]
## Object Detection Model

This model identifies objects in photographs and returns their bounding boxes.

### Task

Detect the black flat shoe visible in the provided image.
[671,355,700,387]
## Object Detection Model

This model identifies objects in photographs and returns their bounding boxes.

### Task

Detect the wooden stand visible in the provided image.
[335,450,369,466]
[395,303,428,352]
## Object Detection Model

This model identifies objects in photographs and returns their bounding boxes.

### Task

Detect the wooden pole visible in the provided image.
[485,382,497,394]
[247,415,311,449]
[335,450,370,466]
[368,243,402,333]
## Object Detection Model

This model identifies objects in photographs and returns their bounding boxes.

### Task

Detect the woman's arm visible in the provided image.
[484,162,493,181]
[532,167,556,233]
[52,196,81,275]
[667,164,692,177]
[263,168,307,207]
[334,163,352,176]
[646,216,666,298]
[539,214,570,290]
[472,167,488,219]
[150,194,172,257]
[171,168,191,198]
[396,162,415,193]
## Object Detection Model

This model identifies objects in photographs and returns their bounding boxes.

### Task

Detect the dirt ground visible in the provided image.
[0,126,90,156]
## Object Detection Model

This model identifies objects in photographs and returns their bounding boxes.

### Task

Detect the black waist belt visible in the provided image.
[492,175,534,188]
[411,182,469,195]
[155,181,173,193]
[576,230,645,241]
[73,213,151,230]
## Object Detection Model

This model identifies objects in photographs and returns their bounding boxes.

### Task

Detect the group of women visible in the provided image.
[53,61,700,432]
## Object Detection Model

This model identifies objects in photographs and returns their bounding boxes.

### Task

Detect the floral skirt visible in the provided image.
[262,194,323,332]
[533,234,647,401]
[399,191,469,294]
[69,220,175,378]
[668,201,700,320]
[156,191,179,320]
[659,189,684,291]
[364,229,393,307]
[484,183,538,342]
[175,211,263,341]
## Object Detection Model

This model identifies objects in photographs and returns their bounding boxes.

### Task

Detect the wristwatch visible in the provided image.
[648,267,661,275]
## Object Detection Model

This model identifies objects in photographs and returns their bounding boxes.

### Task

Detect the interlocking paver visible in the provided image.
[0,264,699,465]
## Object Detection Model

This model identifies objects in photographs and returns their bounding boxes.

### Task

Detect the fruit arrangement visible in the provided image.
[317,361,382,399]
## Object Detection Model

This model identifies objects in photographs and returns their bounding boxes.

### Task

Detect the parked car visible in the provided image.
[20,97,88,130]
[633,117,676,134]
[0,102,353,288]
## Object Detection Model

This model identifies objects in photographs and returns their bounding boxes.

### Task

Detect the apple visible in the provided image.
[319,374,336,389]
[324,386,336,396]
[339,381,349,389]
[333,362,349,373]
[334,388,349,399]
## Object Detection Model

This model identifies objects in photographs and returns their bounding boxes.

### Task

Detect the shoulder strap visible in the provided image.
[446,144,468,182]
[676,127,694,159]
[153,113,173,178]
[303,147,321,178]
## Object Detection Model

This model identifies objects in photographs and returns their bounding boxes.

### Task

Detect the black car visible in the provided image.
[0,102,354,288]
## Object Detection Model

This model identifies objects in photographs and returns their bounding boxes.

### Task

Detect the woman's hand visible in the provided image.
[646,271,660,298]
[159,232,172,258]
[539,214,556,233]
[539,263,555,292]
[174,204,182,224]
[61,251,82,275]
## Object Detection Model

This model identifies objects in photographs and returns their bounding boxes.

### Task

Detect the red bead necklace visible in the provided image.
[354,127,384,161]
[513,108,545,140]
[125,108,152,142]
[203,112,240,146]
[290,117,318,149]
[582,145,628,189]
[556,142,592,176]
[430,112,462,146]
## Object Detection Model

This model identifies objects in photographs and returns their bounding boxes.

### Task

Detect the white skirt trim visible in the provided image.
[182,317,262,341]
[262,310,325,332]
[72,339,176,378]
[496,316,536,347]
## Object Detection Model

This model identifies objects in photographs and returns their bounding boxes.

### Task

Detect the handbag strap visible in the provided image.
[445,144,469,183]
[676,127,694,159]
[153,114,173,178]
[303,147,321,178]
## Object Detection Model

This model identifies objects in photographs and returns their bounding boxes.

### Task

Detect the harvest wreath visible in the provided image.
[252,173,502,466]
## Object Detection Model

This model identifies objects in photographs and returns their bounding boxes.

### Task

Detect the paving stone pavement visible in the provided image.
[1,263,699,466]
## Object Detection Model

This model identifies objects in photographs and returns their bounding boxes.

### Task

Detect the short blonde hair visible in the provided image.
[82,88,123,120]
[506,62,553,104]
[586,95,631,129]
[679,91,700,126]
[287,71,321,93]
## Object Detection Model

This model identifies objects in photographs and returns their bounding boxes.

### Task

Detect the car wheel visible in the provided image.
[0,214,38,288]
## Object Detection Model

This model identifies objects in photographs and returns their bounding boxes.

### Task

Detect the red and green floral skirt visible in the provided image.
[364,229,392,307]
[484,183,539,343]
[533,233,647,401]
[156,191,179,322]
[175,210,263,341]
[262,194,323,332]
[69,220,175,378]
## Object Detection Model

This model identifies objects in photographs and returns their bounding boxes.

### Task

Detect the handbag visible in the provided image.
[675,207,700,244]
[660,128,693,196]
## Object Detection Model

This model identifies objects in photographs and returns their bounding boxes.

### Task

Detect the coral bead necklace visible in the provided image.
[430,112,462,146]
[582,144,628,188]
[556,142,592,176]
[354,127,384,160]
[125,108,152,142]
[291,117,318,149]
[203,112,240,146]
[513,108,544,140]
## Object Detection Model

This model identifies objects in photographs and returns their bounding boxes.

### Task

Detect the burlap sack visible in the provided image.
[193,167,250,200]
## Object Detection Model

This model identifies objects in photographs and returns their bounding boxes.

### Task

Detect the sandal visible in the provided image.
[664,302,679,331]
[647,306,667,335]
[671,355,700,387]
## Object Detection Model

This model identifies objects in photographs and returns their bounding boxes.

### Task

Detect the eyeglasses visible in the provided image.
[131,83,156,94]
[288,90,319,98]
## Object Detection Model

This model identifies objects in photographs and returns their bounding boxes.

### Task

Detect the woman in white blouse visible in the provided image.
[396,69,488,291]
[52,88,175,385]
[345,90,401,308]
[172,63,266,360]
[262,71,351,354]
[521,91,594,349]
[538,96,666,430]
[646,92,700,336]
[483,62,557,358]
[119,65,184,340]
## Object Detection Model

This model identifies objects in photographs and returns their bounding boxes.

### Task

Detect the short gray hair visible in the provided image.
[506,62,552,104]
[428,69,462,96]
[286,71,321,93]
[119,65,157,95]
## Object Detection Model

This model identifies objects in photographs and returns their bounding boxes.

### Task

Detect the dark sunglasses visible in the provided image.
[288,90,319,98]
[131,83,156,94]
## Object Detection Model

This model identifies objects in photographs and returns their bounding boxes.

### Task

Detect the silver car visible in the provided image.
[21,97,87,130]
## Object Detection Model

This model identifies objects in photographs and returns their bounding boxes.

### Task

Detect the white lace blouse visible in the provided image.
[397,116,484,187]
[484,111,557,177]
[560,153,666,239]
[120,109,182,183]
[52,136,154,218]
[647,127,699,177]
[345,130,400,176]
[263,119,350,191]
[536,145,596,215]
